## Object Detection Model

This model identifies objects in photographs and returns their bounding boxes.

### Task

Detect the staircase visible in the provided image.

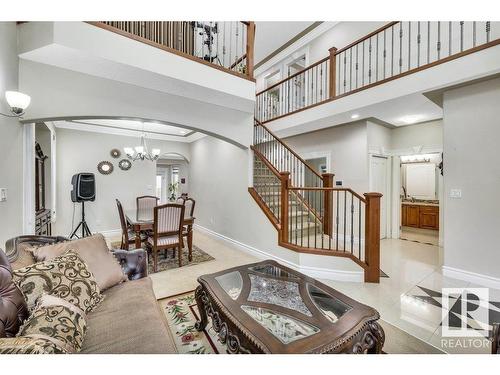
[249,119,382,282]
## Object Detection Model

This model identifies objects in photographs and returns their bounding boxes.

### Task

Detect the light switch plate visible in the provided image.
[450,189,462,198]
[0,188,6,202]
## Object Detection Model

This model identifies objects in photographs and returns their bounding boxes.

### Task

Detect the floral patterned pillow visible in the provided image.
[0,336,65,354]
[12,251,103,314]
[16,294,87,353]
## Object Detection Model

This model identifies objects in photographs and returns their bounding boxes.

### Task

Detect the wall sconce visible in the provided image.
[1,91,31,117]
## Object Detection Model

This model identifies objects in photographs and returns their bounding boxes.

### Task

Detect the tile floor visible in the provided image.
[114,230,497,354]
[400,226,439,246]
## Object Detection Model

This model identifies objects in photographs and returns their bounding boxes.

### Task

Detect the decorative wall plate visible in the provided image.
[97,161,114,175]
[110,148,121,158]
[118,159,132,171]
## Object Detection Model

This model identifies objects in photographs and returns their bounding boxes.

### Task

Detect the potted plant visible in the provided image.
[168,181,179,201]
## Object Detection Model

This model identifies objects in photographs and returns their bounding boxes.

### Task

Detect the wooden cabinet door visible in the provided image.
[419,206,439,230]
[401,205,407,226]
[406,205,420,227]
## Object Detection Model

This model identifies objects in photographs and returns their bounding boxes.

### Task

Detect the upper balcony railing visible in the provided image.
[89,21,255,80]
[255,21,499,123]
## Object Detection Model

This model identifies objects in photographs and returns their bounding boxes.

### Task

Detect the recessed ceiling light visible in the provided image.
[351,114,360,119]
[399,115,425,125]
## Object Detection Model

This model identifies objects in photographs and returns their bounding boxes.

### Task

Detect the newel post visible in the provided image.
[280,172,290,244]
[246,22,256,79]
[322,173,334,236]
[364,192,382,283]
[328,47,337,98]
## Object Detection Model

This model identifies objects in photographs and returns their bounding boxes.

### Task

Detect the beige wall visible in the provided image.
[443,77,500,279]
[0,22,23,247]
[54,128,190,236]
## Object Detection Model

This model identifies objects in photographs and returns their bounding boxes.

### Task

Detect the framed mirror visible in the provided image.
[118,159,132,171]
[97,161,114,175]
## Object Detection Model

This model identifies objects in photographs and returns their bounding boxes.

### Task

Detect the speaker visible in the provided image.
[71,173,96,202]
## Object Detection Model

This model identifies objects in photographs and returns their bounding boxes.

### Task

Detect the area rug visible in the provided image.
[159,291,443,354]
[146,245,215,274]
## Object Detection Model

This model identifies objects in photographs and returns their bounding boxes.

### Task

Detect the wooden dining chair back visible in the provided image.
[137,195,159,212]
[148,203,185,271]
[116,199,130,250]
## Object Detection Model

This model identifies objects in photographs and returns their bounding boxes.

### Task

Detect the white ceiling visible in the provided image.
[254,22,315,64]
[53,119,206,143]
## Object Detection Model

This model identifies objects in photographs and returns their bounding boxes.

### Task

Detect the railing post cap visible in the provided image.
[322,173,335,177]
[280,171,291,177]
[329,46,338,53]
[364,192,383,198]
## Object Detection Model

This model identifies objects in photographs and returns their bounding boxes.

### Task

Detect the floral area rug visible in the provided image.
[158,291,226,354]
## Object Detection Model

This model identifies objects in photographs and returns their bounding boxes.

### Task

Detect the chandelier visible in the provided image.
[123,123,160,161]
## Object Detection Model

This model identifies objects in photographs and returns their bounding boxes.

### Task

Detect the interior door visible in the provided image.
[370,156,388,239]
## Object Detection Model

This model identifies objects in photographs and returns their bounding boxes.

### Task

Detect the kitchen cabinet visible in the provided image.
[401,203,439,230]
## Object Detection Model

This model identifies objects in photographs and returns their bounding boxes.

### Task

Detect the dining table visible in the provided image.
[124,208,195,252]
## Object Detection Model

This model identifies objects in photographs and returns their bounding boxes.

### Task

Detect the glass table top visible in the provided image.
[241,305,319,344]
[249,264,299,279]
[248,274,312,316]
[215,271,243,300]
[307,283,352,323]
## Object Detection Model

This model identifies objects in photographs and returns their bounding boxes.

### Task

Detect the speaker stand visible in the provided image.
[70,201,92,239]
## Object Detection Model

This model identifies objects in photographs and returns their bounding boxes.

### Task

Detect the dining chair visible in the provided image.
[146,203,185,272]
[116,199,145,250]
[136,195,159,212]
[176,197,196,261]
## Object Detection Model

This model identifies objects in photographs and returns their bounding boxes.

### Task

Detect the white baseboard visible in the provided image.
[442,265,500,290]
[194,224,363,282]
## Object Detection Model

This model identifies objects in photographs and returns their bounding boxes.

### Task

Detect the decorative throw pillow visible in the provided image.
[0,336,65,354]
[16,294,87,353]
[27,234,127,291]
[12,251,103,314]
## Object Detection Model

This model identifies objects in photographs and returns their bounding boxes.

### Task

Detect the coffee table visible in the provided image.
[195,260,384,353]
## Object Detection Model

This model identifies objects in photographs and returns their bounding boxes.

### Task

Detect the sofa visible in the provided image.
[1,235,176,354]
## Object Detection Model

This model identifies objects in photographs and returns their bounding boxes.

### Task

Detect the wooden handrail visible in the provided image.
[254,118,322,180]
[251,145,281,178]
[334,21,399,55]
[88,21,255,82]
[229,53,247,69]
[287,186,367,203]
[256,56,329,96]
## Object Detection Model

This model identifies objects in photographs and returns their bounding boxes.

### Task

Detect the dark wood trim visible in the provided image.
[363,193,382,283]
[254,119,323,180]
[280,172,290,243]
[86,22,256,82]
[256,57,329,96]
[229,53,247,70]
[248,187,280,230]
[262,37,500,125]
[246,22,255,79]
[322,173,334,236]
[328,47,337,98]
[334,22,399,55]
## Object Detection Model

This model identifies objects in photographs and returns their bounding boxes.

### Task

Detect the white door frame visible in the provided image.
[390,147,444,244]
[368,154,391,239]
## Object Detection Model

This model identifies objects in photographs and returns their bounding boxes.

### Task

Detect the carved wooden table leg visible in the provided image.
[194,285,208,331]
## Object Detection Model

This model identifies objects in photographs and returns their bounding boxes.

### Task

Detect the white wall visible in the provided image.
[54,128,190,236]
[0,22,24,248]
[284,121,369,194]
[392,120,443,153]
[442,77,500,281]
[367,120,392,155]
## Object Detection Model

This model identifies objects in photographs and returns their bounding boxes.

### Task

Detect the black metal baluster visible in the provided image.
[368,37,372,84]
[376,34,379,82]
[460,21,464,52]
[383,29,386,79]
[399,22,403,74]
[356,44,359,89]
[336,190,339,250]
[343,191,346,251]
[358,200,361,260]
[362,40,365,86]
[351,193,354,254]
[350,49,353,91]
[343,52,347,92]
[391,25,394,76]
[417,21,421,67]
[428,21,431,64]
[449,21,452,56]
[408,21,411,70]
[486,21,491,43]
[437,21,441,60]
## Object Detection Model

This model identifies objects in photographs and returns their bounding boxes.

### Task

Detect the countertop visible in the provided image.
[401,201,439,207]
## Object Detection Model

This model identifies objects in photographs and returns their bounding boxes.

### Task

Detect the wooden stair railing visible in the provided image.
[256,21,499,123]
[88,21,255,80]
[253,118,333,233]
[250,121,381,283]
